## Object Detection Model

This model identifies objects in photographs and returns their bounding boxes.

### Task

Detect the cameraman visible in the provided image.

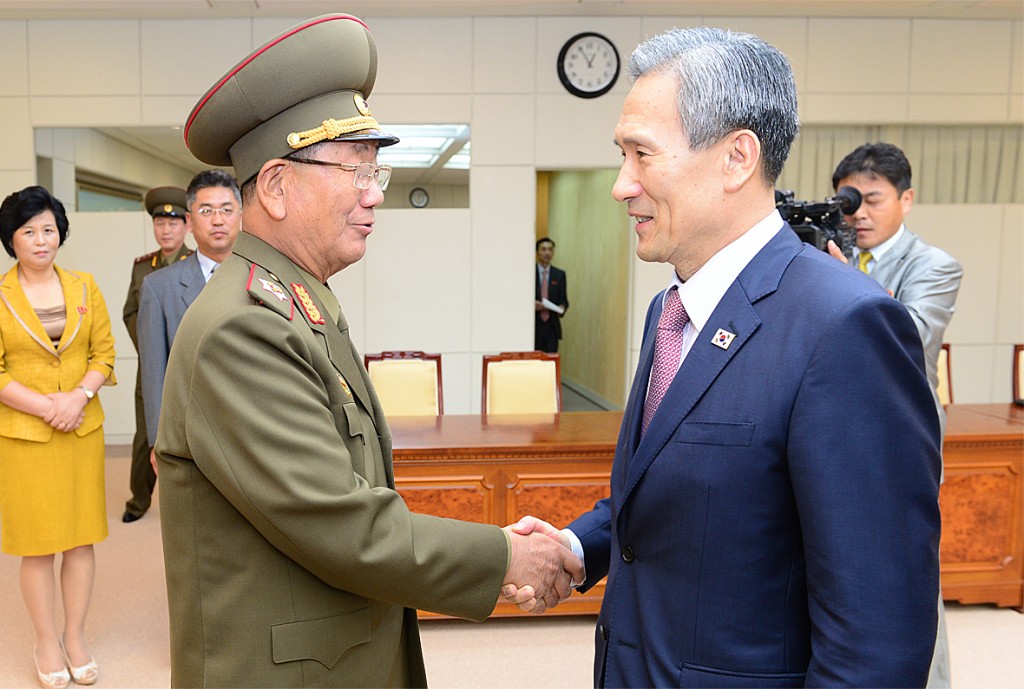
[828,141,962,689]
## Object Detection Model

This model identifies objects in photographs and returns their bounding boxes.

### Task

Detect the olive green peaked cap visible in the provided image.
[144,186,187,218]
[184,14,398,184]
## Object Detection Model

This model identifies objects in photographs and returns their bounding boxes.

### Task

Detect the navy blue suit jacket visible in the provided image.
[568,227,941,688]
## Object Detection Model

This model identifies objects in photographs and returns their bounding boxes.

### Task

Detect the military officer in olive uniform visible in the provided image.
[157,14,582,688]
[121,187,191,522]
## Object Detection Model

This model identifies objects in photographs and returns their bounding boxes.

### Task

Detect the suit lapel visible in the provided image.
[55,266,86,354]
[621,229,801,505]
[180,254,205,309]
[869,229,915,287]
[0,265,60,357]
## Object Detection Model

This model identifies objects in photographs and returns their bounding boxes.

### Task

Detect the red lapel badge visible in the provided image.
[291,283,326,325]
[77,306,88,314]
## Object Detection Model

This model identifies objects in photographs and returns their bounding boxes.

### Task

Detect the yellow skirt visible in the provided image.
[0,427,108,556]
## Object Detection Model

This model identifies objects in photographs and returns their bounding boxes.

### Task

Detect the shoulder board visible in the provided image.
[177,250,194,261]
[245,263,294,320]
[134,250,159,265]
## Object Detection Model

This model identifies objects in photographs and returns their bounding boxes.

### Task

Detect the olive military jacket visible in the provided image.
[122,245,192,350]
[156,232,508,688]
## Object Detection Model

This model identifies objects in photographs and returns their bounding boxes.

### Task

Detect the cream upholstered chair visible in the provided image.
[936,343,952,406]
[481,351,561,415]
[364,351,443,416]
[1013,344,1024,404]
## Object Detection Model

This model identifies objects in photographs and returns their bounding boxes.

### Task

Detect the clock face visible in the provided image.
[557,32,620,99]
[409,187,429,208]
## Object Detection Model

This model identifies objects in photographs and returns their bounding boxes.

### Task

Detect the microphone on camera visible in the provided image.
[832,185,862,215]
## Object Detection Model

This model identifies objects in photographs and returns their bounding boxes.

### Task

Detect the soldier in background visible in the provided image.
[121,187,191,523]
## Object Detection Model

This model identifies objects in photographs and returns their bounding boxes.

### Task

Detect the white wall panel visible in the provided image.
[371,18,473,95]
[473,17,537,94]
[803,93,908,122]
[0,98,33,168]
[440,351,473,414]
[29,97,142,126]
[908,95,1011,123]
[368,94,472,125]
[28,20,140,96]
[473,95,535,166]
[534,93,621,169]
[996,206,1024,344]
[141,96,200,127]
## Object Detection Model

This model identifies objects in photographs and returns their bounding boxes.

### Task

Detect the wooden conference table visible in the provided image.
[390,404,1024,617]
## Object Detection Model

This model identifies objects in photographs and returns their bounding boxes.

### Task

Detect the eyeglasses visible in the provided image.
[195,207,238,218]
[290,158,392,191]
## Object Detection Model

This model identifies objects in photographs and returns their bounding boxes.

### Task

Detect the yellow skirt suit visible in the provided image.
[0,264,116,556]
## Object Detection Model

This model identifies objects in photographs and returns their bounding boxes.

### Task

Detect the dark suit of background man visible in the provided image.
[831,141,963,689]
[507,26,941,688]
[138,170,241,460]
[121,187,191,523]
[534,236,568,353]
[157,14,581,688]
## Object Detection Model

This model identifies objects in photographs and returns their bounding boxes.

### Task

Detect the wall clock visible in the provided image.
[409,187,429,208]
[557,32,620,99]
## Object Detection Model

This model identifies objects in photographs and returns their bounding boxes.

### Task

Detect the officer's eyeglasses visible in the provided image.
[290,158,392,191]
[195,207,237,218]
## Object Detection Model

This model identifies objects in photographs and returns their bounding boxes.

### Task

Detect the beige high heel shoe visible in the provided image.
[34,648,71,689]
[59,637,98,686]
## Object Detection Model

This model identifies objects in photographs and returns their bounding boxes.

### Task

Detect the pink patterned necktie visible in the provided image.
[642,287,689,435]
[540,267,550,322]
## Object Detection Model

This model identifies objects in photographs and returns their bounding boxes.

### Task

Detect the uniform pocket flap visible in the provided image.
[271,606,371,670]
[676,421,755,446]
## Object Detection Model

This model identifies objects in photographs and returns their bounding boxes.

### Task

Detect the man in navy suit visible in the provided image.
[507,27,941,688]
[138,170,241,468]
[534,237,569,353]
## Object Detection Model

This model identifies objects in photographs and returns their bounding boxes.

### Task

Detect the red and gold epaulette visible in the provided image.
[246,263,294,320]
[134,250,159,265]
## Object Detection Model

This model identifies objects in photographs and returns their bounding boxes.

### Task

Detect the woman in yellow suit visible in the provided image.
[0,186,115,689]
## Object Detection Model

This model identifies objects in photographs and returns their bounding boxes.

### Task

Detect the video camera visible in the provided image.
[774,186,862,260]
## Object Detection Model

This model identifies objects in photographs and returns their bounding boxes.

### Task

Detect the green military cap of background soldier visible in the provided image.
[143,186,187,219]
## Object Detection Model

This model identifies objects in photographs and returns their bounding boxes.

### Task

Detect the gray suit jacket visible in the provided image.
[869,228,962,433]
[138,252,206,445]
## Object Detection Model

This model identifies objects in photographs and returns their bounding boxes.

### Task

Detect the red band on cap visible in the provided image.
[184,14,369,146]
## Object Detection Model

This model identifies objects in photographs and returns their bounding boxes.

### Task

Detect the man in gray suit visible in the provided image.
[138,170,242,457]
[830,141,963,689]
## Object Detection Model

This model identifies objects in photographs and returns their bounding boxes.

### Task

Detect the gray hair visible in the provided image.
[628,27,799,183]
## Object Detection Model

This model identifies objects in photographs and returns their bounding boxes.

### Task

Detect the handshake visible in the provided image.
[500,516,585,614]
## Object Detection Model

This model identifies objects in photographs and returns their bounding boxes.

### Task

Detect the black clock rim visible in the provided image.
[557,31,620,99]
[409,187,429,208]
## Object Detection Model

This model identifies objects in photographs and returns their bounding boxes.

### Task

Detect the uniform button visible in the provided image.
[52,360,60,367]
[621,546,634,563]
[599,624,608,640]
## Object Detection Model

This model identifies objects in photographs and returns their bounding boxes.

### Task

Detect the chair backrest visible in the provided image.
[364,351,443,416]
[1013,344,1024,404]
[936,343,952,406]
[482,351,561,414]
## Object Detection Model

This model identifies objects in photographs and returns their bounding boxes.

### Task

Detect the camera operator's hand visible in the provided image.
[827,239,849,264]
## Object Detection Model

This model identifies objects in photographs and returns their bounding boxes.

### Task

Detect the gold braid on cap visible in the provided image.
[287,116,382,149]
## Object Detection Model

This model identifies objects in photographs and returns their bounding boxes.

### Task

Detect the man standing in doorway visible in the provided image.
[534,237,569,353]
[121,187,191,523]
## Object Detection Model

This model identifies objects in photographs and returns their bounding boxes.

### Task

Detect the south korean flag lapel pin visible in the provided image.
[711,328,736,350]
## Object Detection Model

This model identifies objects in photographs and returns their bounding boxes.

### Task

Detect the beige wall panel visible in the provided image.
[1012,20,1023,94]
[0,171,33,193]
[948,344,997,404]
[807,19,910,94]
[469,166,534,353]
[908,95,1012,123]
[56,211,150,442]
[473,17,536,94]
[909,205,1004,345]
[30,97,141,127]
[0,21,28,96]
[252,16,305,46]
[141,96,201,127]
[1010,95,1022,122]
[535,17,643,97]
[370,18,473,95]
[630,252,671,353]
[534,93,622,169]
[989,343,1016,402]
[802,93,909,122]
[326,255,366,354]
[49,158,75,210]
[367,94,472,125]
[28,20,140,96]
[910,20,1012,94]
[996,206,1024,344]
[704,17,809,92]
[0,98,33,168]
[141,19,251,96]
[363,209,472,353]
[473,95,535,166]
